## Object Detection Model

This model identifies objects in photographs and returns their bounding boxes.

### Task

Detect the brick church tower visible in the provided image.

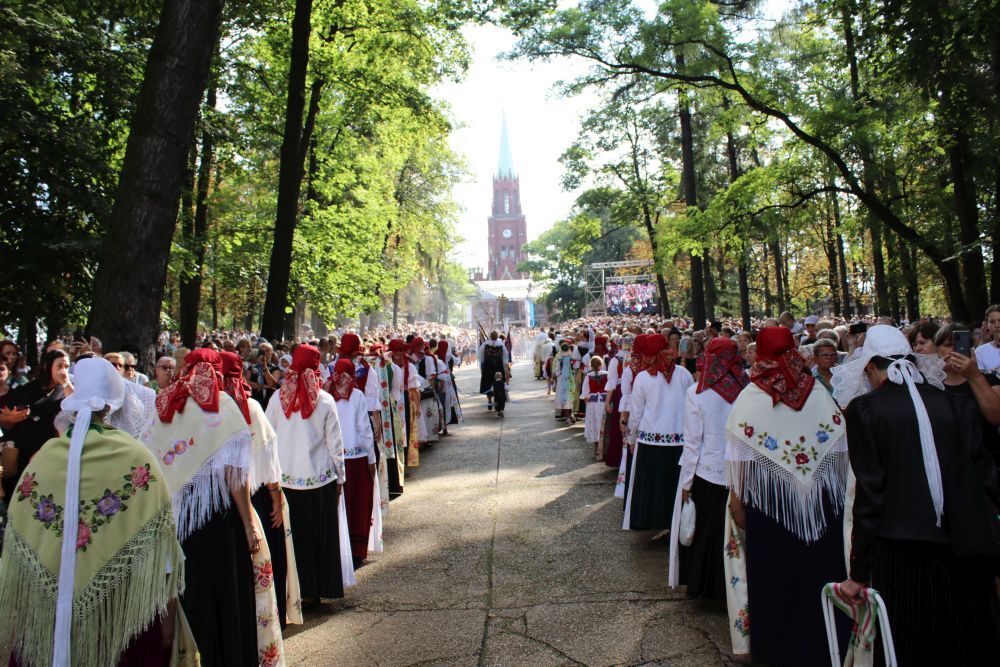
[487,115,527,280]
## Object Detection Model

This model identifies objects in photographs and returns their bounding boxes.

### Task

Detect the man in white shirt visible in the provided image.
[975,305,1000,375]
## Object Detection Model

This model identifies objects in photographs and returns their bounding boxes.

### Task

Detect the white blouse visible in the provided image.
[619,366,635,413]
[336,388,376,462]
[627,367,694,446]
[680,385,733,488]
[605,354,625,392]
[389,362,404,404]
[266,389,345,490]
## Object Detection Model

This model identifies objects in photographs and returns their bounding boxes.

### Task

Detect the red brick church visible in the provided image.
[469,115,544,327]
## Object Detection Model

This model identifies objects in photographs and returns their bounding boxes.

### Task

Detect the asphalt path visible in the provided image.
[283,359,736,666]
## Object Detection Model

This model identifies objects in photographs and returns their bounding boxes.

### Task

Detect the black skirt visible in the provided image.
[180,506,257,667]
[744,496,849,666]
[284,483,344,600]
[628,444,681,531]
[680,475,727,603]
[868,538,1000,666]
[622,448,633,511]
[251,486,289,628]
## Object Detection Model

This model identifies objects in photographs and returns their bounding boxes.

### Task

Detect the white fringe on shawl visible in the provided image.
[727,434,849,544]
[172,429,252,541]
[0,505,184,667]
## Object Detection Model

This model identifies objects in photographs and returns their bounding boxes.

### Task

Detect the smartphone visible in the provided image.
[953,330,972,358]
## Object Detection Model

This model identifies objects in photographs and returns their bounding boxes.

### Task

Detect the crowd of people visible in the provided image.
[0,323,474,666]
[531,306,1000,664]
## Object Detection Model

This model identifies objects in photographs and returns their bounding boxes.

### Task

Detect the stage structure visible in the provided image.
[583,259,655,316]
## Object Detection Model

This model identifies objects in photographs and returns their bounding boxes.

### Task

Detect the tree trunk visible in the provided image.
[19,317,38,371]
[949,131,988,319]
[392,289,400,327]
[763,245,773,317]
[884,228,902,322]
[841,2,890,316]
[829,184,853,318]
[177,138,197,344]
[738,254,751,331]
[824,200,841,317]
[179,69,218,348]
[770,238,785,313]
[87,0,224,368]
[703,250,717,322]
[261,0,314,341]
[656,272,672,319]
[439,284,449,324]
[676,56,706,328]
[899,236,920,321]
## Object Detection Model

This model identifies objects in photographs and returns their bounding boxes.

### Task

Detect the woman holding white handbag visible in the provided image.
[669,337,748,604]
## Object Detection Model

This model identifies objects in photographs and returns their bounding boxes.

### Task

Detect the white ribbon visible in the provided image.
[887,358,944,526]
[52,405,94,666]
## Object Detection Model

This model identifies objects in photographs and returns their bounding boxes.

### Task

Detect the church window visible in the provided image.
[504,193,510,214]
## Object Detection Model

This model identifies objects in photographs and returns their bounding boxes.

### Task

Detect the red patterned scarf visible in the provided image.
[280,345,322,419]
[219,351,252,424]
[750,327,814,411]
[696,338,748,404]
[156,348,223,423]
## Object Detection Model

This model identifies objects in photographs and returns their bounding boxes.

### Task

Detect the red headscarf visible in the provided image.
[408,337,425,357]
[280,345,322,419]
[592,335,609,358]
[338,333,362,358]
[330,358,355,401]
[220,350,252,424]
[696,337,748,404]
[436,340,449,363]
[641,333,676,381]
[629,334,647,388]
[388,338,411,387]
[750,327,814,411]
[156,348,223,423]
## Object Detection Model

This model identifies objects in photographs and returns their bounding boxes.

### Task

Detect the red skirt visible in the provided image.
[344,457,374,560]
[602,386,623,468]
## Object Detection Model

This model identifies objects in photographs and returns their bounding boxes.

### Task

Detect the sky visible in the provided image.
[434,2,791,272]
[433,23,596,272]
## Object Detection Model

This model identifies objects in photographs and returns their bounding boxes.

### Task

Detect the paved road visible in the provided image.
[284,360,736,666]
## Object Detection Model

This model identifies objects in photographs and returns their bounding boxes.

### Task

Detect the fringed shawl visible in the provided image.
[148,394,252,540]
[0,427,184,667]
[726,383,848,543]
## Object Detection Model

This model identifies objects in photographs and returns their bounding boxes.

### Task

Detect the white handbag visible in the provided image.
[678,498,696,546]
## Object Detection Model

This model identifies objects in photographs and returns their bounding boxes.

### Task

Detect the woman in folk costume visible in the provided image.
[411,338,441,446]
[379,342,407,496]
[429,340,452,437]
[624,334,694,531]
[336,333,384,449]
[330,360,379,567]
[580,356,607,458]
[149,347,258,665]
[614,334,643,501]
[389,338,421,469]
[436,340,463,427]
[220,352,303,641]
[603,335,628,470]
[552,338,577,422]
[831,325,1000,665]
[365,343,395,512]
[266,345,354,607]
[725,326,849,665]
[668,337,748,603]
[0,358,186,667]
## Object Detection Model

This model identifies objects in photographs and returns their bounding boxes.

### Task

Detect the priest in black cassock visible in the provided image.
[833,325,1000,665]
[478,330,508,411]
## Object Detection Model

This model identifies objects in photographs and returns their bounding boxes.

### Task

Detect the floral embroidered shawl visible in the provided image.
[148,393,252,540]
[726,382,848,543]
[0,426,184,667]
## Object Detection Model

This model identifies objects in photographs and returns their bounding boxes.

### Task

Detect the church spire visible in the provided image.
[497,112,515,179]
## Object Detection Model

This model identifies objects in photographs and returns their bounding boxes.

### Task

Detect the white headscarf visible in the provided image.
[830,325,947,526]
[53,358,126,666]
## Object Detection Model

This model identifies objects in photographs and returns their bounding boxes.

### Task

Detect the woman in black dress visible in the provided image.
[1,350,72,499]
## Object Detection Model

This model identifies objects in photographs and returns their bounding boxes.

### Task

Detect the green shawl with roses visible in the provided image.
[0,424,185,667]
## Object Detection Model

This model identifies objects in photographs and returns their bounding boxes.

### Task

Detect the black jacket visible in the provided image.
[846,381,1000,582]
